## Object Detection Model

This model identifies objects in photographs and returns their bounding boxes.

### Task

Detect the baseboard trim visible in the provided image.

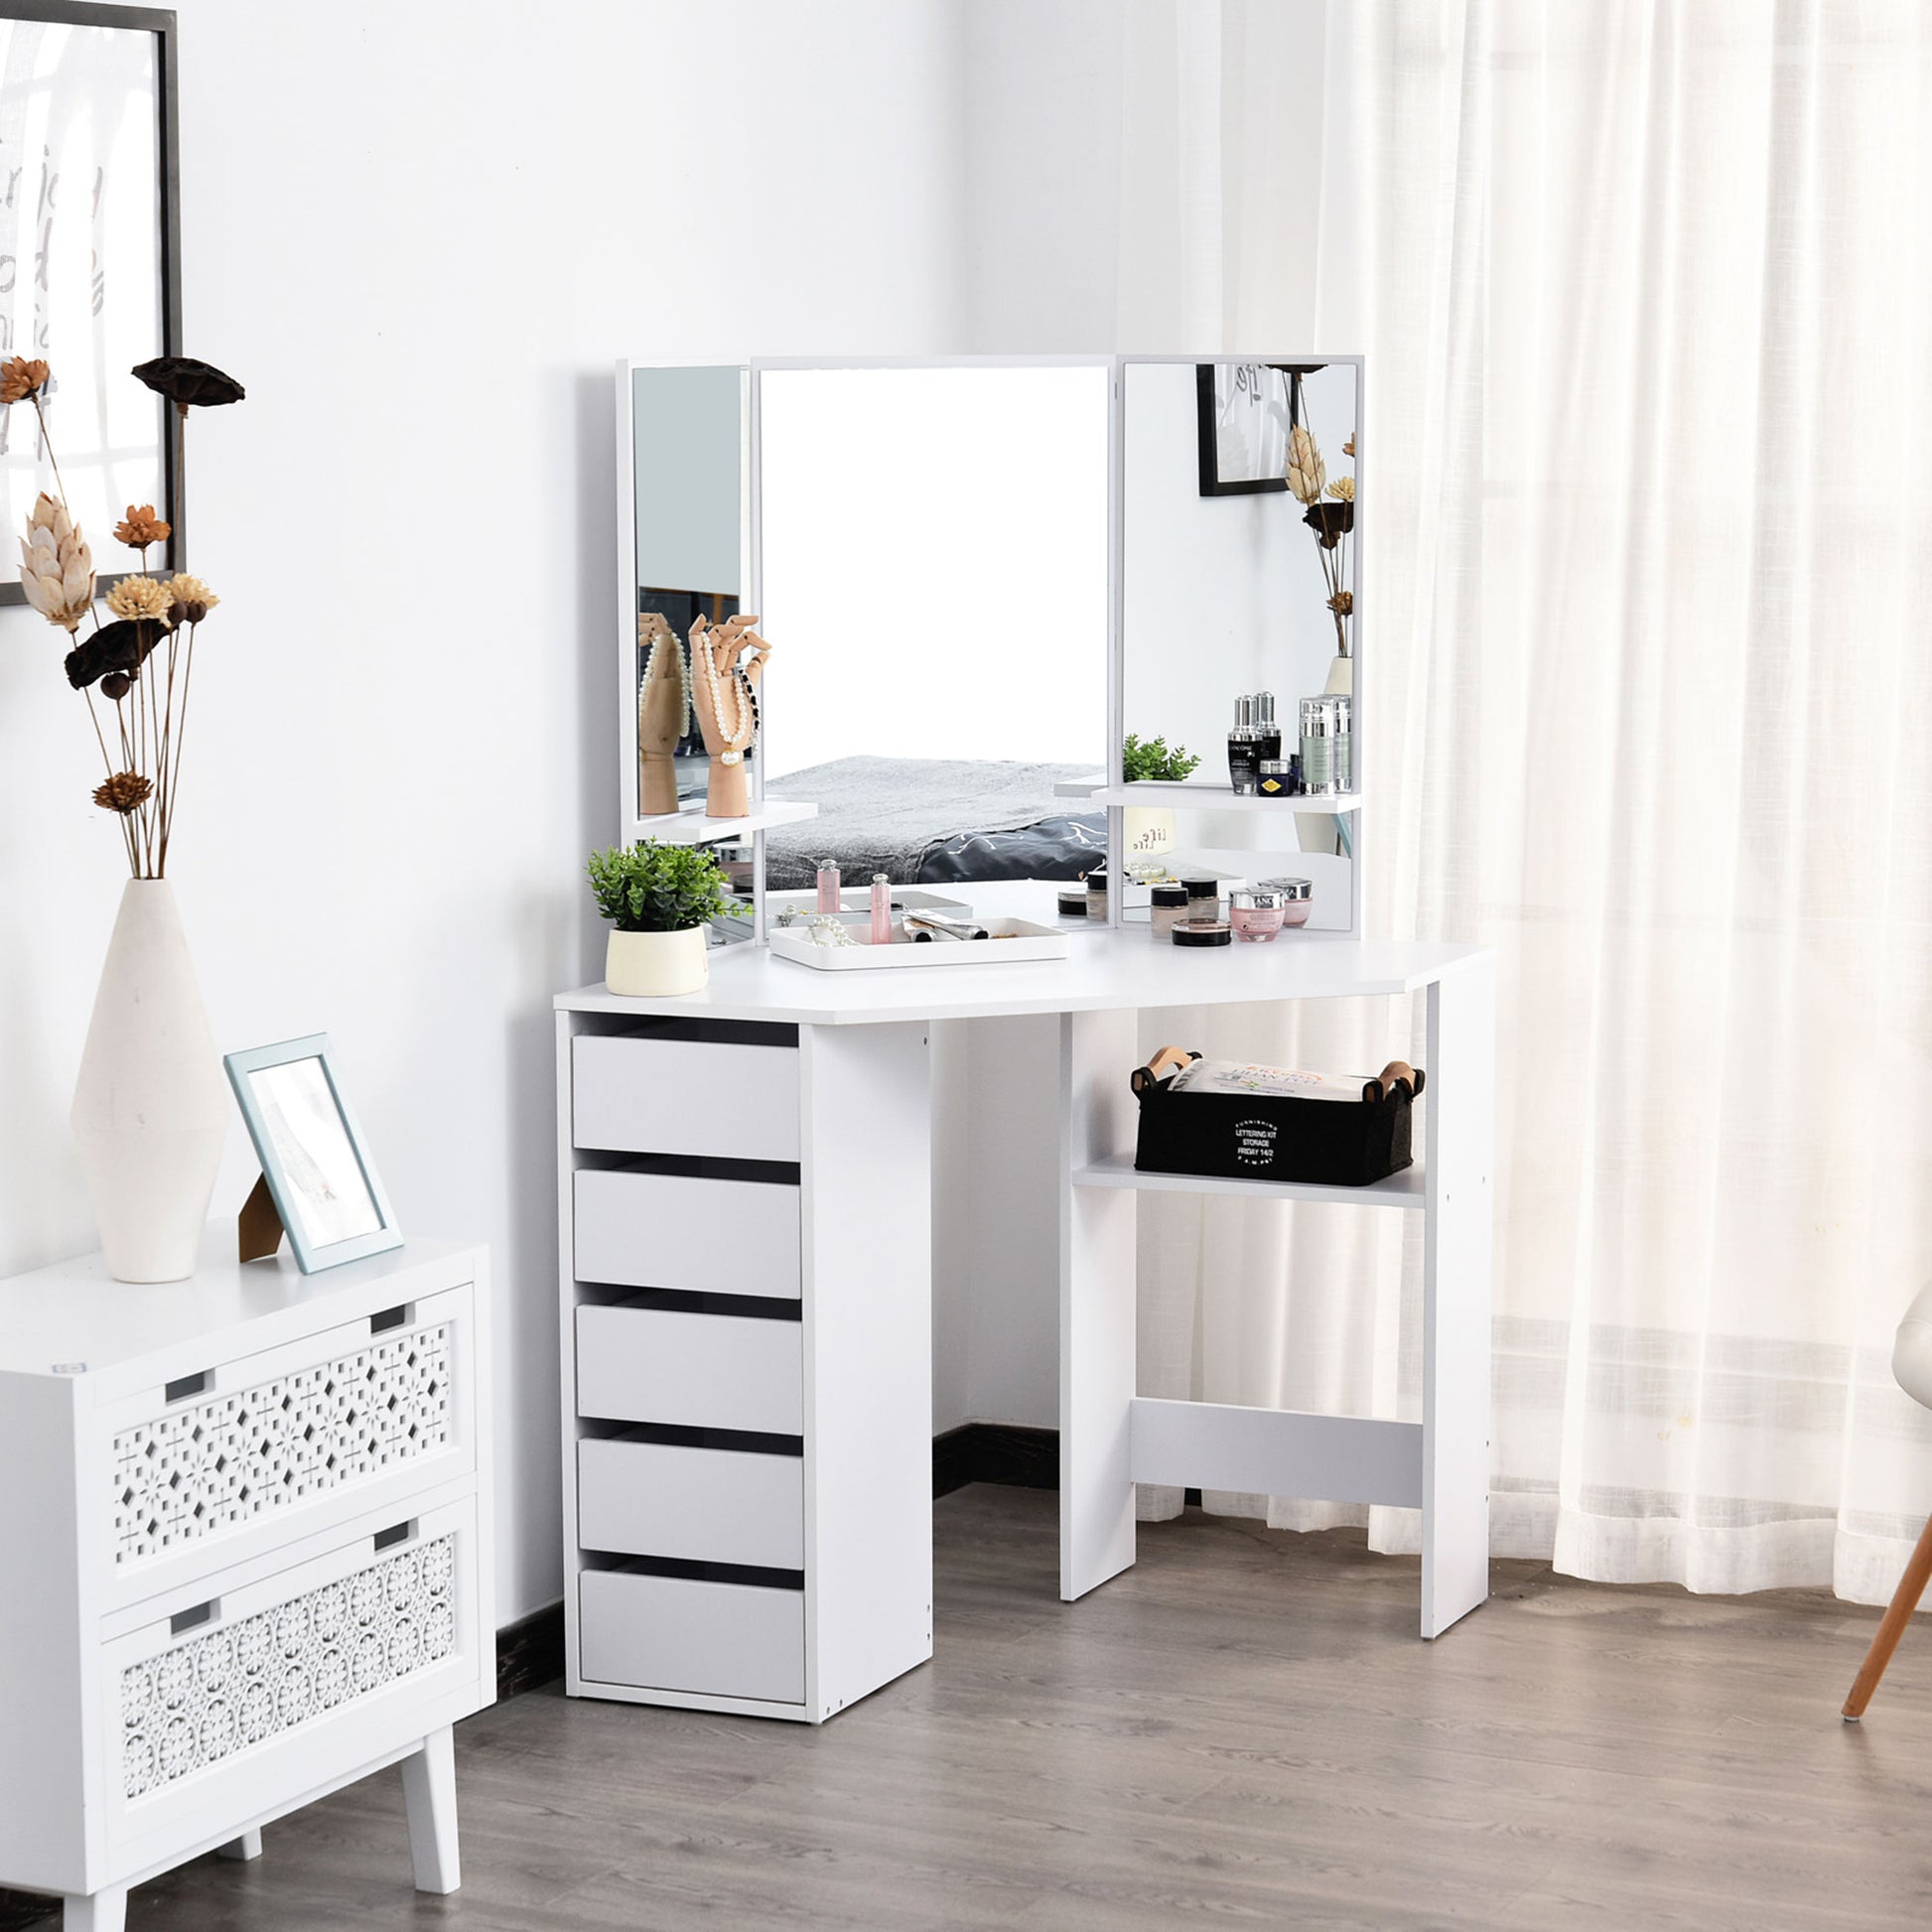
[933,1421,1059,1497]
[0,1425,1066,1927]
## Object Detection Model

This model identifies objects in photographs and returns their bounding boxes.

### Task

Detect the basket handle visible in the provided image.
[1132,1044,1198,1096]
[1363,1060,1426,1104]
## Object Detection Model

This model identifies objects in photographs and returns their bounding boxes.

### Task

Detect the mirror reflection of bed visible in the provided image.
[757,362,1111,924]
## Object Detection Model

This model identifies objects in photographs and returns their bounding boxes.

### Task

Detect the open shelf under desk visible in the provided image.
[1073,1154,1426,1211]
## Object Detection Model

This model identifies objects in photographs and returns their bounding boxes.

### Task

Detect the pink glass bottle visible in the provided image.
[816,859,842,912]
[870,873,893,946]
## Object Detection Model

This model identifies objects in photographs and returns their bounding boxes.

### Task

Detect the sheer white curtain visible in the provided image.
[1126,0,1932,1602]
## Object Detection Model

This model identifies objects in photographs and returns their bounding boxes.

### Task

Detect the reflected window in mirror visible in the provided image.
[756,363,1110,924]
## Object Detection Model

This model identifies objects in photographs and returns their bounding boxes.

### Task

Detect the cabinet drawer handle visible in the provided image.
[171,1597,217,1636]
[164,1369,211,1403]
[370,1304,411,1334]
[373,1519,415,1553]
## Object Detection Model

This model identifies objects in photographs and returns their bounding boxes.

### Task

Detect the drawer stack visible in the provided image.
[556,1011,934,1724]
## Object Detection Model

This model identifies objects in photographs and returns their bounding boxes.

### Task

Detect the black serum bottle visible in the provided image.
[1253,690,1283,763]
[1228,693,1264,794]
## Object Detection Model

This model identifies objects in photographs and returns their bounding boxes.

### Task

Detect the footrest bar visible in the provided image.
[1129,1398,1423,1509]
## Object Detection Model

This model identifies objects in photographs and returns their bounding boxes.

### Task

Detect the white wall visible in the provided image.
[0,0,971,1625]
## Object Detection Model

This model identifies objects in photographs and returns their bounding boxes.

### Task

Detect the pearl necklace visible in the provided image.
[639,619,690,740]
[696,626,756,766]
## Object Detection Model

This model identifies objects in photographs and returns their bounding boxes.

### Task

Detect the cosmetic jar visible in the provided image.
[1057,888,1088,918]
[1149,883,1189,938]
[1258,876,1313,927]
[1085,868,1110,917]
[1172,916,1231,948]
[1179,875,1219,907]
[1228,888,1287,943]
[1257,759,1294,799]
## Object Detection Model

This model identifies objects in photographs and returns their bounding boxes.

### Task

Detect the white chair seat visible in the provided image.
[1893,1282,1932,1412]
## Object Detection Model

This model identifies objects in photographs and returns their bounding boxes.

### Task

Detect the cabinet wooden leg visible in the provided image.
[216,1827,263,1862]
[1843,1511,1932,1720]
[63,1888,126,1932]
[400,1725,461,1893]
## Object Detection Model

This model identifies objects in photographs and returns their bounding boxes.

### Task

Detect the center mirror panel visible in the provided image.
[756,362,1110,926]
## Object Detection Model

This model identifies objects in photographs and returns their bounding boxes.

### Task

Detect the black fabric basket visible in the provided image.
[1131,1050,1422,1188]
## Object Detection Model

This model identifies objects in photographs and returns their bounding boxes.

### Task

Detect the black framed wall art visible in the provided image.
[0,3,181,602]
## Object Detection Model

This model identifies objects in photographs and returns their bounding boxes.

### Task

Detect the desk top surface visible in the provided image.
[556,927,1488,1028]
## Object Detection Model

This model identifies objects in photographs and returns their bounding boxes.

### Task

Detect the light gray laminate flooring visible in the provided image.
[86,1486,1932,1929]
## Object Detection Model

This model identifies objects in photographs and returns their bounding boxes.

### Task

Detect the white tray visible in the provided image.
[768,917,1071,972]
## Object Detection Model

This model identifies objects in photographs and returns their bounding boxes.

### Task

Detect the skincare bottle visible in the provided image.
[1330,693,1353,791]
[1254,690,1283,763]
[1227,695,1263,794]
[870,873,892,946]
[816,859,842,912]
[1085,867,1110,918]
[1300,697,1335,795]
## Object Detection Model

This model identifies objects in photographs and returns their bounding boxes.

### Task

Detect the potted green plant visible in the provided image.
[1121,733,1200,878]
[587,841,739,997]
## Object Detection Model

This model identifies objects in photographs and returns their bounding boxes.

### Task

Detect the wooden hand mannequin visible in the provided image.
[689,613,772,817]
[637,612,688,817]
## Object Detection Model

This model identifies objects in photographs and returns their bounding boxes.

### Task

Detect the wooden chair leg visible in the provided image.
[1844,1510,1932,1721]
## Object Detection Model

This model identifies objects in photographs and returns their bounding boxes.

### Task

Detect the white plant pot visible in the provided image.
[606,924,710,998]
[70,879,229,1284]
[1123,806,1177,878]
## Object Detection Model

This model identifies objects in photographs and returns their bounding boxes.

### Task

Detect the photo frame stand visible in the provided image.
[236,1170,287,1263]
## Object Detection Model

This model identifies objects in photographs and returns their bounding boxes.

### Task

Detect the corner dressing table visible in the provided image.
[572,349,1494,1724]
[554,919,1492,1721]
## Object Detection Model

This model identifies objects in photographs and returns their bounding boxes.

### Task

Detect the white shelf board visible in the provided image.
[1072,1152,1424,1210]
[627,799,818,845]
[1072,783,1364,813]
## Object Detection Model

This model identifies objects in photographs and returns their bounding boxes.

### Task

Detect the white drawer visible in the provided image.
[98,1288,473,1597]
[576,1306,803,1435]
[579,1569,804,1705]
[574,1169,800,1299]
[578,1438,804,1569]
[573,1035,799,1163]
[103,1496,483,1865]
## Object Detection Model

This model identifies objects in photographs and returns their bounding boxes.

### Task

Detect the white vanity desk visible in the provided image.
[553,920,1493,1724]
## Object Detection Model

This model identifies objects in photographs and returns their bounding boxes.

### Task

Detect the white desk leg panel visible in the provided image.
[215,1830,263,1862]
[800,1022,934,1717]
[1421,958,1495,1638]
[63,1893,124,1932]
[1059,1008,1140,1600]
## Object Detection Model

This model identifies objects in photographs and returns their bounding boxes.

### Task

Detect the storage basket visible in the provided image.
[1130,1047,1424,1188]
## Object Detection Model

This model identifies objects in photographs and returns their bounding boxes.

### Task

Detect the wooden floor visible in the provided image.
[70,1486,1932,1929]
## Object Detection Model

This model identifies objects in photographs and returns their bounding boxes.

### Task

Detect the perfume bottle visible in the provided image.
[870,873,893,946]
[816,859,842,912]
[1228,694,1264,794]
[1253,690,1283,763]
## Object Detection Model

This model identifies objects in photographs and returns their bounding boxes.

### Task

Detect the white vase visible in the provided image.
[606,924,710,998]
[70,880,229,1284]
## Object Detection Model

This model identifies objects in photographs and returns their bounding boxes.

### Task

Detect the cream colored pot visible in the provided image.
[606,924,710,998]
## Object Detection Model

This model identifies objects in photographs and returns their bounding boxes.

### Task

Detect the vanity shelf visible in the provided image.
[1052,780,1364,812]
[1073,1152,1425,1210]
[629,799,819,845]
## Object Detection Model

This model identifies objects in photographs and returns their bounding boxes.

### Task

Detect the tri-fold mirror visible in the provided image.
[618,354,1363,941]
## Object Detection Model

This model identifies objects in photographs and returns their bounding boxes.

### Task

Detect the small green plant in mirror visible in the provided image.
[1122,733,1202,783]
[587,841,739,932]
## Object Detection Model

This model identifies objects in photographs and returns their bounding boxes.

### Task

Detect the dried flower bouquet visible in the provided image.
[8,352,244,877]
[1286,423,1356,658]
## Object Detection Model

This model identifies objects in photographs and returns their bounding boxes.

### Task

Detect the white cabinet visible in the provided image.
[556,1016,932,1723]
[0,1235,493,1931]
